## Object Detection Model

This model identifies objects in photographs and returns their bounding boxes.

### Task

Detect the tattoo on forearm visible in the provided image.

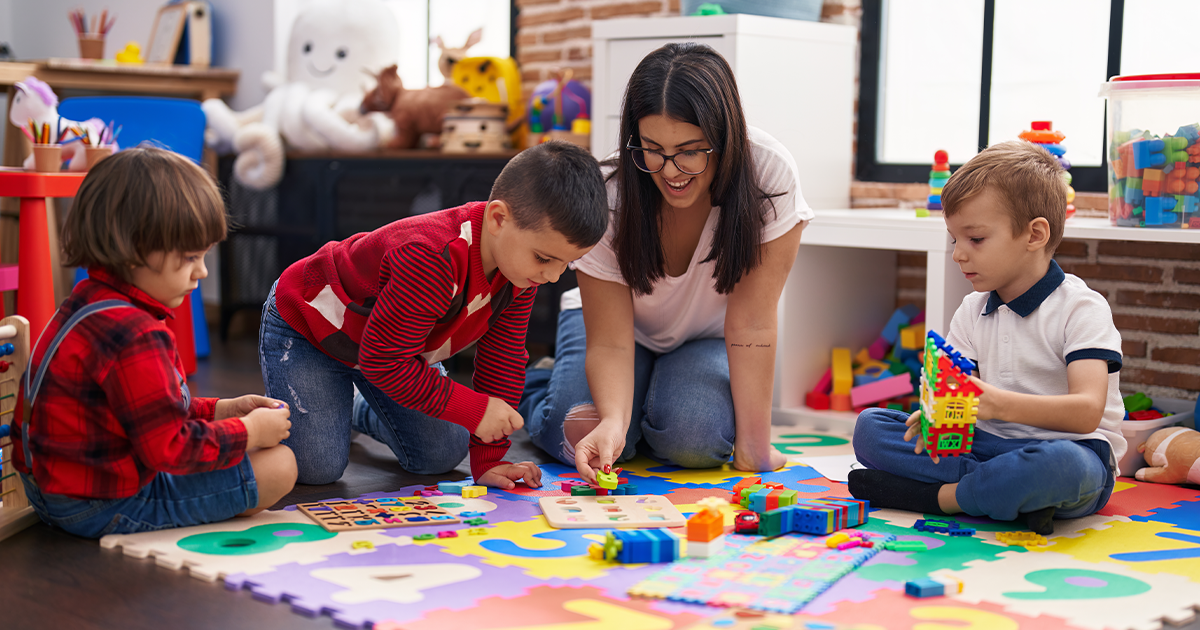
[729,343,772,348]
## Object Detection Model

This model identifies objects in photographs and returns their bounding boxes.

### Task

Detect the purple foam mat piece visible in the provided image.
[228,537,549,628]
[802,574,904,615]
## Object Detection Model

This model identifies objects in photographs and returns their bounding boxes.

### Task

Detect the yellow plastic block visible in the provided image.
[462,485,487,498]
[351,540,374,550]
[832,348,853,395]
[900,324,926,350]
[826,532,851,548]
[996,531,1047,547]
[854,348,872,366]
[466,527,489,536]
[854,359,890,377]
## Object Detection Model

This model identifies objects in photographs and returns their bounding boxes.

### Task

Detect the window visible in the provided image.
[859,0,1200,192]
[274,0,514,90]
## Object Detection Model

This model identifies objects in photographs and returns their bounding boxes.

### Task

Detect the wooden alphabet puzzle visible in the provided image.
[297,497,460,533]
[539,495,687,529]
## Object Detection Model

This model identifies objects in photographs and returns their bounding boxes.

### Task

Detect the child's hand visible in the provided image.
[216,395,288,421]
[477,462,543,490]
[476,397,524,443]
[903,410,940,464]
[241,406,292,449]
[967,376,1002,420]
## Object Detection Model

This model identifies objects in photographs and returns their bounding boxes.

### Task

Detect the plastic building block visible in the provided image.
[850,373,914,407]
[592,529,680,564]
[413,533,436,541]
[919,331,980,459]
[837,540,862,550]
[905,578,946,598]
[831,347,853,395]
[734,510,760,534]
[461,485,487,498]
[571,485,597,496]
[459,511,485,518]
[1144,195,1178,225]
[825,532,850,548]
[813,367,832,394]
[436,530,458,538]
[900,324,925,350]
[466,527,488,535]
[464,517,488,526]
[596,466,620,490]
[560,480,589,492]
[914,518,976,536]
[884,540,929,552]
[830,393,852,412]
[1133,138,1167,169]
[805,391,831,410]
[351,540,374,550]
[996,531,1048,547]
[437,480,470,494]
[612,483,638,495]
[687,536,725,559]
[688,509,724,542]
[414,490,443,497]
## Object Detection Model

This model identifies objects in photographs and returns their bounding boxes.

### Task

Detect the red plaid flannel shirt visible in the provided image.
[11,268,248,499]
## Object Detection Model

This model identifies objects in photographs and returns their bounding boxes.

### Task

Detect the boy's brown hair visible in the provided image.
[941,140,1067,253]
[62,146,227,282]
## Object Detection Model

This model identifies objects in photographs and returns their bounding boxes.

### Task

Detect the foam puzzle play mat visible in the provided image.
[97,429,1200,630]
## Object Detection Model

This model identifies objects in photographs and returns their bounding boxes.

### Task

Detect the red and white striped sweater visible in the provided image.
[275,202,534,478]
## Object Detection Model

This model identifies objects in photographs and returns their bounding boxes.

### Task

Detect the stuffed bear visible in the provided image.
[1136,426,1200,486]
[360,65,468,149]
[202,0,399,190]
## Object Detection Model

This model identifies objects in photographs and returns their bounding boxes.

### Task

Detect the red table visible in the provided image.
[0,170,86,342]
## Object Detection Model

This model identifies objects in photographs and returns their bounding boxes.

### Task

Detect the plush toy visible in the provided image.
[1136,426,1200,486]
[202,0,399,190]
[8,77,108,171]
[360,65,468,150]
[433,28,482,82]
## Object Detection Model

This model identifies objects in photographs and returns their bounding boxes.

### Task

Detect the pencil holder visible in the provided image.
[31,145,63,173]
[85,145,114,170]
[78,35,105,60]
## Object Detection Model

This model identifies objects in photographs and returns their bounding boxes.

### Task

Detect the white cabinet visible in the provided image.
[591,15,856,210]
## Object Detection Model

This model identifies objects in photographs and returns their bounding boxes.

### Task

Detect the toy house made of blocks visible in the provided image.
[919,331,982,458]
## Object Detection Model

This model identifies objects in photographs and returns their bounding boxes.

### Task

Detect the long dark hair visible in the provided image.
[611,42,779,295]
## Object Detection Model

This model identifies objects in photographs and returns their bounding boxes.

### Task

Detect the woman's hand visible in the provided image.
[903,409,940,464]
[574,419,627,484]
[732,441,787,473]
[216,395,288,421]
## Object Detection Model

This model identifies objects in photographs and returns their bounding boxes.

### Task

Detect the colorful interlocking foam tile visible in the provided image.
[98,429,1200,630]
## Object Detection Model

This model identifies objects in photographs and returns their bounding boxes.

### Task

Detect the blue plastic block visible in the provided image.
[1183,195,1199,215]
[1133,139,1166,169]
[1036,142,1066,156]
[927,194,941,205]
[613,529,678,563]
[881,305,921,344]
[905,578,945,598]
[1145,196,1178,225]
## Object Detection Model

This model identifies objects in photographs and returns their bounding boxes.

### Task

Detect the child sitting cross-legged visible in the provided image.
[849,140,1125,535]
[11,147,297,538]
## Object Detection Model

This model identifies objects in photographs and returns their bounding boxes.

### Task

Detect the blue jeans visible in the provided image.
[259,283,469,485]
[853,407,1115,521]
[18,457,257,538]
[520,308,735,468]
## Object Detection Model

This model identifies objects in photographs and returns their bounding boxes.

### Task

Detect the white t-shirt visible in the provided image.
[946,261,1127,469]
[562,126,812,353]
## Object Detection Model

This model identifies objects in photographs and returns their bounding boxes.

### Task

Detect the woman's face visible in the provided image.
[634,115,717,212]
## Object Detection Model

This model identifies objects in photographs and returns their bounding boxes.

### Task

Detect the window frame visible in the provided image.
[856,0,1126,192]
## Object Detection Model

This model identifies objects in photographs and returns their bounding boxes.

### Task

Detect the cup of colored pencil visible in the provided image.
[70,9,115,60]
[24,120,64,173]
[84,122,120,170]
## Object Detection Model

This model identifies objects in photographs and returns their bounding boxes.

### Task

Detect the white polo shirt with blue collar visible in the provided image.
[946,260,1127,470]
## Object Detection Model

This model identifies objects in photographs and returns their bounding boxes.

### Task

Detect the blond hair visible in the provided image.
[941,140,1066,253]
[62,146,227,281]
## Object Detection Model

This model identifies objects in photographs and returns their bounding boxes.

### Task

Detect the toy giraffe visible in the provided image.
[919,331,982,459]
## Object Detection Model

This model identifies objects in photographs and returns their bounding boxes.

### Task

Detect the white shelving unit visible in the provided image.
[773,209,1200,433]
[592,14,857,210]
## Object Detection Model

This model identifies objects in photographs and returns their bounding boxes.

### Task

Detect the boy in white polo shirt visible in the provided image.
[849,141,1125,535]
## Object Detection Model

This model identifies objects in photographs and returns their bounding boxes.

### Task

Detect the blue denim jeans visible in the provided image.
[259,283,469,485]
[853,407,1115,521]
[18,457,257,538]
[520,308,736,469]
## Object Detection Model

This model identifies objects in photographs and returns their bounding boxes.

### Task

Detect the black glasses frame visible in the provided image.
[625,138,715,175]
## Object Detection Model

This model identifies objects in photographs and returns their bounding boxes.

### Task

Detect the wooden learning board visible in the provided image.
[539,495,686,529]
[0,316,34,542]
[296,497,460,533]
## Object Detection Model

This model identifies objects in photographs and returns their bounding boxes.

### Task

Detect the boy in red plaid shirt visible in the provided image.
[11,147,296,538]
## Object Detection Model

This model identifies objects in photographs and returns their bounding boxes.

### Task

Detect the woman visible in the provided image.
[520,42,811,482]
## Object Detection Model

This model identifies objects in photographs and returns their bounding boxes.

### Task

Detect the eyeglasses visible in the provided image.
[625,138,714,175]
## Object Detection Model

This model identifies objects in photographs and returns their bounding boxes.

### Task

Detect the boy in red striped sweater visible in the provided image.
[260,141,608,489]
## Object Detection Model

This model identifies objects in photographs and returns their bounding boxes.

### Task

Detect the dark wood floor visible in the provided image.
[0,328,552,630]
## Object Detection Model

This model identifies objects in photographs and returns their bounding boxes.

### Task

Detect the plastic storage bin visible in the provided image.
[1099,73,1200,229]
[681,0,822,21]
[1117,406,1195,477]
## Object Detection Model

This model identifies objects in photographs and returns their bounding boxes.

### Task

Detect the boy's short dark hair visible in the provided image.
[942,140,1067,253]
[62,146,227,282]
[488,140,608,247]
